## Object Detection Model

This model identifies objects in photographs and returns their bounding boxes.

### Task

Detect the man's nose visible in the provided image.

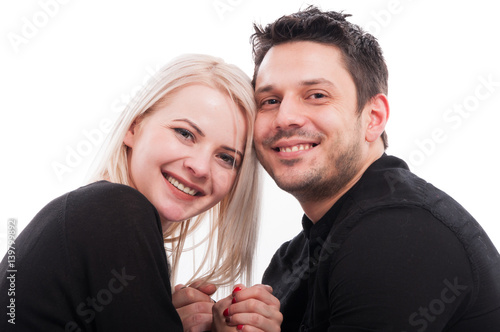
[272,96,307,130]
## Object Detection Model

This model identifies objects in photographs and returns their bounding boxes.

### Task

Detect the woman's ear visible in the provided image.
[123,118,141,148]
[365,93,389,143]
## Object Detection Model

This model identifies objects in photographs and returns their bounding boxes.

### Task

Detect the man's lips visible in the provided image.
[273,143,317,153]
[271,137,319,153]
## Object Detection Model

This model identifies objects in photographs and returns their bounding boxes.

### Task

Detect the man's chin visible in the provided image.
[273,174,319,196]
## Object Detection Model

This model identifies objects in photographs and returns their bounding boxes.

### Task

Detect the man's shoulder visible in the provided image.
[263,230,308,277]
[350,154,426,207]
[275,230,308,260]
[348,154,468,218]
[262,229,310,307]
[345,156,485,257]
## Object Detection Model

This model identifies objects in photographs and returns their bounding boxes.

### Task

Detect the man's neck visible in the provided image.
[300,149,384,223]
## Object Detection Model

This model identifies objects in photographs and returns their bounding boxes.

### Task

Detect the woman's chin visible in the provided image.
[158,208,192,224]
[160,217,184,231]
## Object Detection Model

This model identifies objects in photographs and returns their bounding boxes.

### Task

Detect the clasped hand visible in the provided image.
[173,283,282,332]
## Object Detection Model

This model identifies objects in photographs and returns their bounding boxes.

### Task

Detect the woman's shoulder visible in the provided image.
[67,181,153,213]
[64,181,161,232]
[68,180,148,202]
[62,181,164,256]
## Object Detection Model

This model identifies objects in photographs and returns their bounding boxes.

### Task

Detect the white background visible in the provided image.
[1,0,499,290]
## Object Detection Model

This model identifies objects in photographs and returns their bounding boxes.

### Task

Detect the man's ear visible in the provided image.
[364,93,389,143]
[123,118,142,148]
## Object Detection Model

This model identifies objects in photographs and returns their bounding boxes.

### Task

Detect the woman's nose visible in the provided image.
[183,149,211,179]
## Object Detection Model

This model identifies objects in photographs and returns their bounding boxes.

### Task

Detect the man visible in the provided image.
[172,6,500,331]
[251,6,500,331]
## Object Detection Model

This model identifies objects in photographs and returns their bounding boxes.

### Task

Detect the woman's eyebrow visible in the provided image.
[174,118,243,158]
[173,118,205,137]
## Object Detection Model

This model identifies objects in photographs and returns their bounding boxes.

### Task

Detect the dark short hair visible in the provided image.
[251,6,389,149]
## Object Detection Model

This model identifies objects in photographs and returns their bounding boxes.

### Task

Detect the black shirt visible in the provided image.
[263,154,500,331]
[0,181,183,331]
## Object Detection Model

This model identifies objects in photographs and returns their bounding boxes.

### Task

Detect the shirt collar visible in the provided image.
[300,154,408,239]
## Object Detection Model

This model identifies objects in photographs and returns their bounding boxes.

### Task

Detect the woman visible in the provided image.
[0,54,281,331]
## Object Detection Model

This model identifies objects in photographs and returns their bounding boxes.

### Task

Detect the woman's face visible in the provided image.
[124,84,247,227]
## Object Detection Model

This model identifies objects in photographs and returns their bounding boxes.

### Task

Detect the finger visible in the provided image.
[194,283,217,296]
[226,312,282,332]
[174,283,186,292]
[235,325,266,332]
[177,301,214,319]
[180,312,212,332]
[213,295,232,314]
[232,285,280,308]
[232,283,247,295]
[172,286,214,308]
[233,325,265,332]
[227,298,279,319]
[252,284,273,294]
[176,302,214,331]
[233,284,272,299]
[212,296,238,331]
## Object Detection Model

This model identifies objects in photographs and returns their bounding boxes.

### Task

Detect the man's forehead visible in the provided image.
[257,41,344,73]
[255,43,348,93]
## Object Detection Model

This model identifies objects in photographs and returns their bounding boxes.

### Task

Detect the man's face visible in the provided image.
[253,41,366,203]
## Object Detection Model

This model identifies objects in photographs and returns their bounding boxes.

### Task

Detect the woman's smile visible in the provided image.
[123,83,247,224]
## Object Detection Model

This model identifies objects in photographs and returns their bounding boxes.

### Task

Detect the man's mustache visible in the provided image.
[261,129,324,146]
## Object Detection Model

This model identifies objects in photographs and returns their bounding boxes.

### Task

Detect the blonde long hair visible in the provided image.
[90,54,261,287]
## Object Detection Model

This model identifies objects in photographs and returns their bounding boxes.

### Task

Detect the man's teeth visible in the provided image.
[166,176,197,196]
[279,144,314,153]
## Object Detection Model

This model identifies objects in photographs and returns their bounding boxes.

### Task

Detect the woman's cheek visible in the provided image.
[218,171,237,197]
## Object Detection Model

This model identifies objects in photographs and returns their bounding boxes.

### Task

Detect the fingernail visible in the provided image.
[232,286,243,296]
[223,308,229,317]
[237,324,244,330]
[232,297,237,304]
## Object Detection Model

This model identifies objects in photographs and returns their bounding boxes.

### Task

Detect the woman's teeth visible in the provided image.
[165,175,197,196]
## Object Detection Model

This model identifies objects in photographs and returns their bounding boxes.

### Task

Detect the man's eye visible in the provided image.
[263,99,280,105]
[174,128,194,140]
[310,93,325,99]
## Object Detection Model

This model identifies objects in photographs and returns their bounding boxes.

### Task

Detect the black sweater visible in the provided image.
[263,154,500,331]
[0,181,182,331]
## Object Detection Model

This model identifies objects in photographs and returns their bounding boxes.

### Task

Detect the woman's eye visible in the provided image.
[174,128,194,140]
[218,153,237,168]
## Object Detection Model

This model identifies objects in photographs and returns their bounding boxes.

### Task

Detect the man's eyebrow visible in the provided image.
[255,84,274,95]
[222,146,244,159]
[173,119,205,137]
[299,78,335,87]
[255,78,335,95]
